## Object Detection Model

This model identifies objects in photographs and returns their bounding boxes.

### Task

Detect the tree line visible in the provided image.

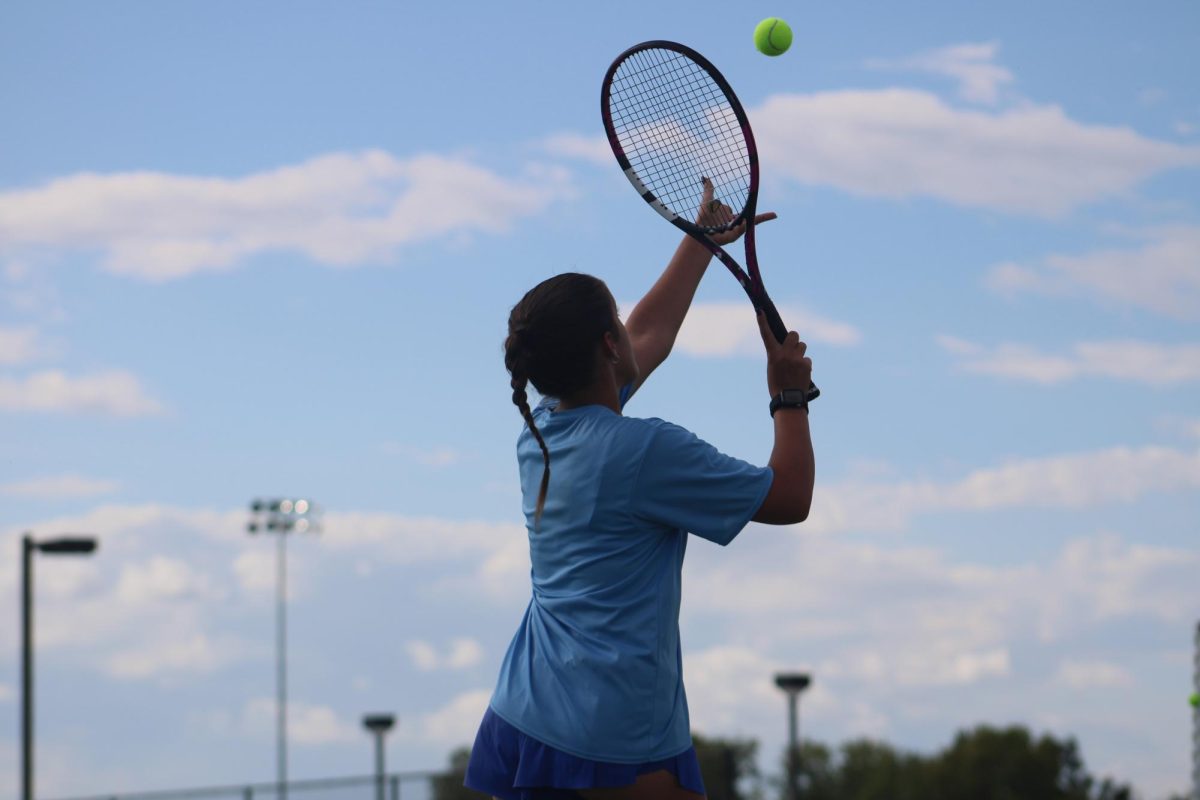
[430,724,1183,799]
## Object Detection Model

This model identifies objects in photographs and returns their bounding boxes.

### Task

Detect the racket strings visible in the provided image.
[607,48,751,228]
[612,54,746,205]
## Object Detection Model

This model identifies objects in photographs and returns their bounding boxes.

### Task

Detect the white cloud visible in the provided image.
[753,90,1200,217]
[805,446,1200,535]
[470,535,534,600]
[1055,660,1135,689]
[0,505,518,689]
[405,638,484,671]
[686,531,1198,667]
[684,646,791,735]
[0,505,247,559]
[0,369,163,416]
[447,638,484,669]
[0,508,248,666]
[321,512,521,565]
[105,633,243,680]
[541,132,613,165]
[985,226,1200,320]
[938,336,1200,385]
[2,260,65,320]
[895,646,1011,686]
[233,550,277,595]
[675,302,861,358]
[867,42,1015,105]
[417,689,491,745]
[242,697,360,745]
[3,498,1193,795]
[290,703,363,745]
[679,533,1185,793]
[115,557,217,605]
[0,151,571,281]
[406,640,441,671]
[0,474,120,499]
[0,326,51,365]
[0,683,10,703]
[545,78,1198,219]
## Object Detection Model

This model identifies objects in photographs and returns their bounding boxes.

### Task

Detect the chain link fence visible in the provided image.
[45,771,466,800]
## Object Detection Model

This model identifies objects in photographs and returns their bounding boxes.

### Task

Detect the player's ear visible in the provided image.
[602,330,621,363]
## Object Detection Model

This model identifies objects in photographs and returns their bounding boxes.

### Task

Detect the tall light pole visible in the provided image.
[1192,620,1199,800]
[21,533,98,800]
[248,498,320,800]
[774,672,811,800]
[363,713,396,800]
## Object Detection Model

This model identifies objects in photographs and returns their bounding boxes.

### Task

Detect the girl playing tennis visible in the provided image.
[466,183,815,800]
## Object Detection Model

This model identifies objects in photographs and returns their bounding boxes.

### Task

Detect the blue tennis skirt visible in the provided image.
[463,706,706,799]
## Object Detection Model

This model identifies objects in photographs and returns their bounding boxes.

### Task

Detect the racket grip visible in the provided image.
[761,296,821,403]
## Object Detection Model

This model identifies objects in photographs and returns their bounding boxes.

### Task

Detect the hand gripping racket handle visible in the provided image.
[759,295,821,403]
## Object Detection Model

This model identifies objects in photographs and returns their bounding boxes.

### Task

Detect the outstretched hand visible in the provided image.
[696,177,777,245]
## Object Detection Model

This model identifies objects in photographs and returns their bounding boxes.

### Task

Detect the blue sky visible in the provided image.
[1,1,1197,797]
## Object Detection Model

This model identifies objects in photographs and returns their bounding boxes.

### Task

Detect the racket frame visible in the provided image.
[601,40,819,401]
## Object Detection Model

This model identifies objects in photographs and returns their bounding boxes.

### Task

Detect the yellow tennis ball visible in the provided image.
[754,17,792,57]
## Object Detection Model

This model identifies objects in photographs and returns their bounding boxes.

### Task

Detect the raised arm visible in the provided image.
[624,178,776,394]
[751,311,815,524]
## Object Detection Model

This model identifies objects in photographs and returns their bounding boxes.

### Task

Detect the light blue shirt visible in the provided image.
[489,392,773,763]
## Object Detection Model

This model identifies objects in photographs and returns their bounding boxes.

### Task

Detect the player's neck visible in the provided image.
[555,368,622,414]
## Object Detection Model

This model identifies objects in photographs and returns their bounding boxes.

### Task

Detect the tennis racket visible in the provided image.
[601,40,819,402]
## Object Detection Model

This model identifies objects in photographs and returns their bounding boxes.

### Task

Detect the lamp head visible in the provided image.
[37,537,98,555]
[774,672,812,693]
[363,714,395,734]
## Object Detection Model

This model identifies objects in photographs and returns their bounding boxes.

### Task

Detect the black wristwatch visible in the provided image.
[769,389,809,417]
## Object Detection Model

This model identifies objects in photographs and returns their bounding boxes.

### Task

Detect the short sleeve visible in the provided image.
[633,421,773,545]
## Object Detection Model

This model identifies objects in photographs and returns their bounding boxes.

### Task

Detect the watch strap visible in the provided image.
[770,389,810,417]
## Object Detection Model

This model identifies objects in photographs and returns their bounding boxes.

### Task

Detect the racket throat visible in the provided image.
[624,168,678,224]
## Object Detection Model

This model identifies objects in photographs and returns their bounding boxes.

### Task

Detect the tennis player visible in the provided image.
[465,188,815,800]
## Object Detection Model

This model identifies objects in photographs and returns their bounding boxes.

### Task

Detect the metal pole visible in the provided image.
[786,692,798,800]
[277,531,288,800]
[21,535,33,800]
[1192,620,1199,800]
[797,693,804,800]
[374,732,385,800]
[250,498,319,800]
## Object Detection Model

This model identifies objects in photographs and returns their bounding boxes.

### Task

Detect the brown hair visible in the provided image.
[504,273,616,524]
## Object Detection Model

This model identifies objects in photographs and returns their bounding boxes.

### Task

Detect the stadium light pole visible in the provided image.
[774,672,811,800]
[1192,620,1199,800]
[363,713,396,800]
[248,498,321,800]
[21,533,98,800]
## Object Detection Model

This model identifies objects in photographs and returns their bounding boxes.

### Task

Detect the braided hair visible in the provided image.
[504,273,617,525]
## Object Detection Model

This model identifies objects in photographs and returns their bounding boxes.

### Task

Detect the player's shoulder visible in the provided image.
[617,413,671,434]
[615,414,700,451]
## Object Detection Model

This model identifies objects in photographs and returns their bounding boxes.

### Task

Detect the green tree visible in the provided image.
[925,726,1132,800]
[835,739,930,800]
[757,725,1132,800]
[692,732,762,800]
[770,740,838,800]
[432,724,1135,800]
[431,746,488,800]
